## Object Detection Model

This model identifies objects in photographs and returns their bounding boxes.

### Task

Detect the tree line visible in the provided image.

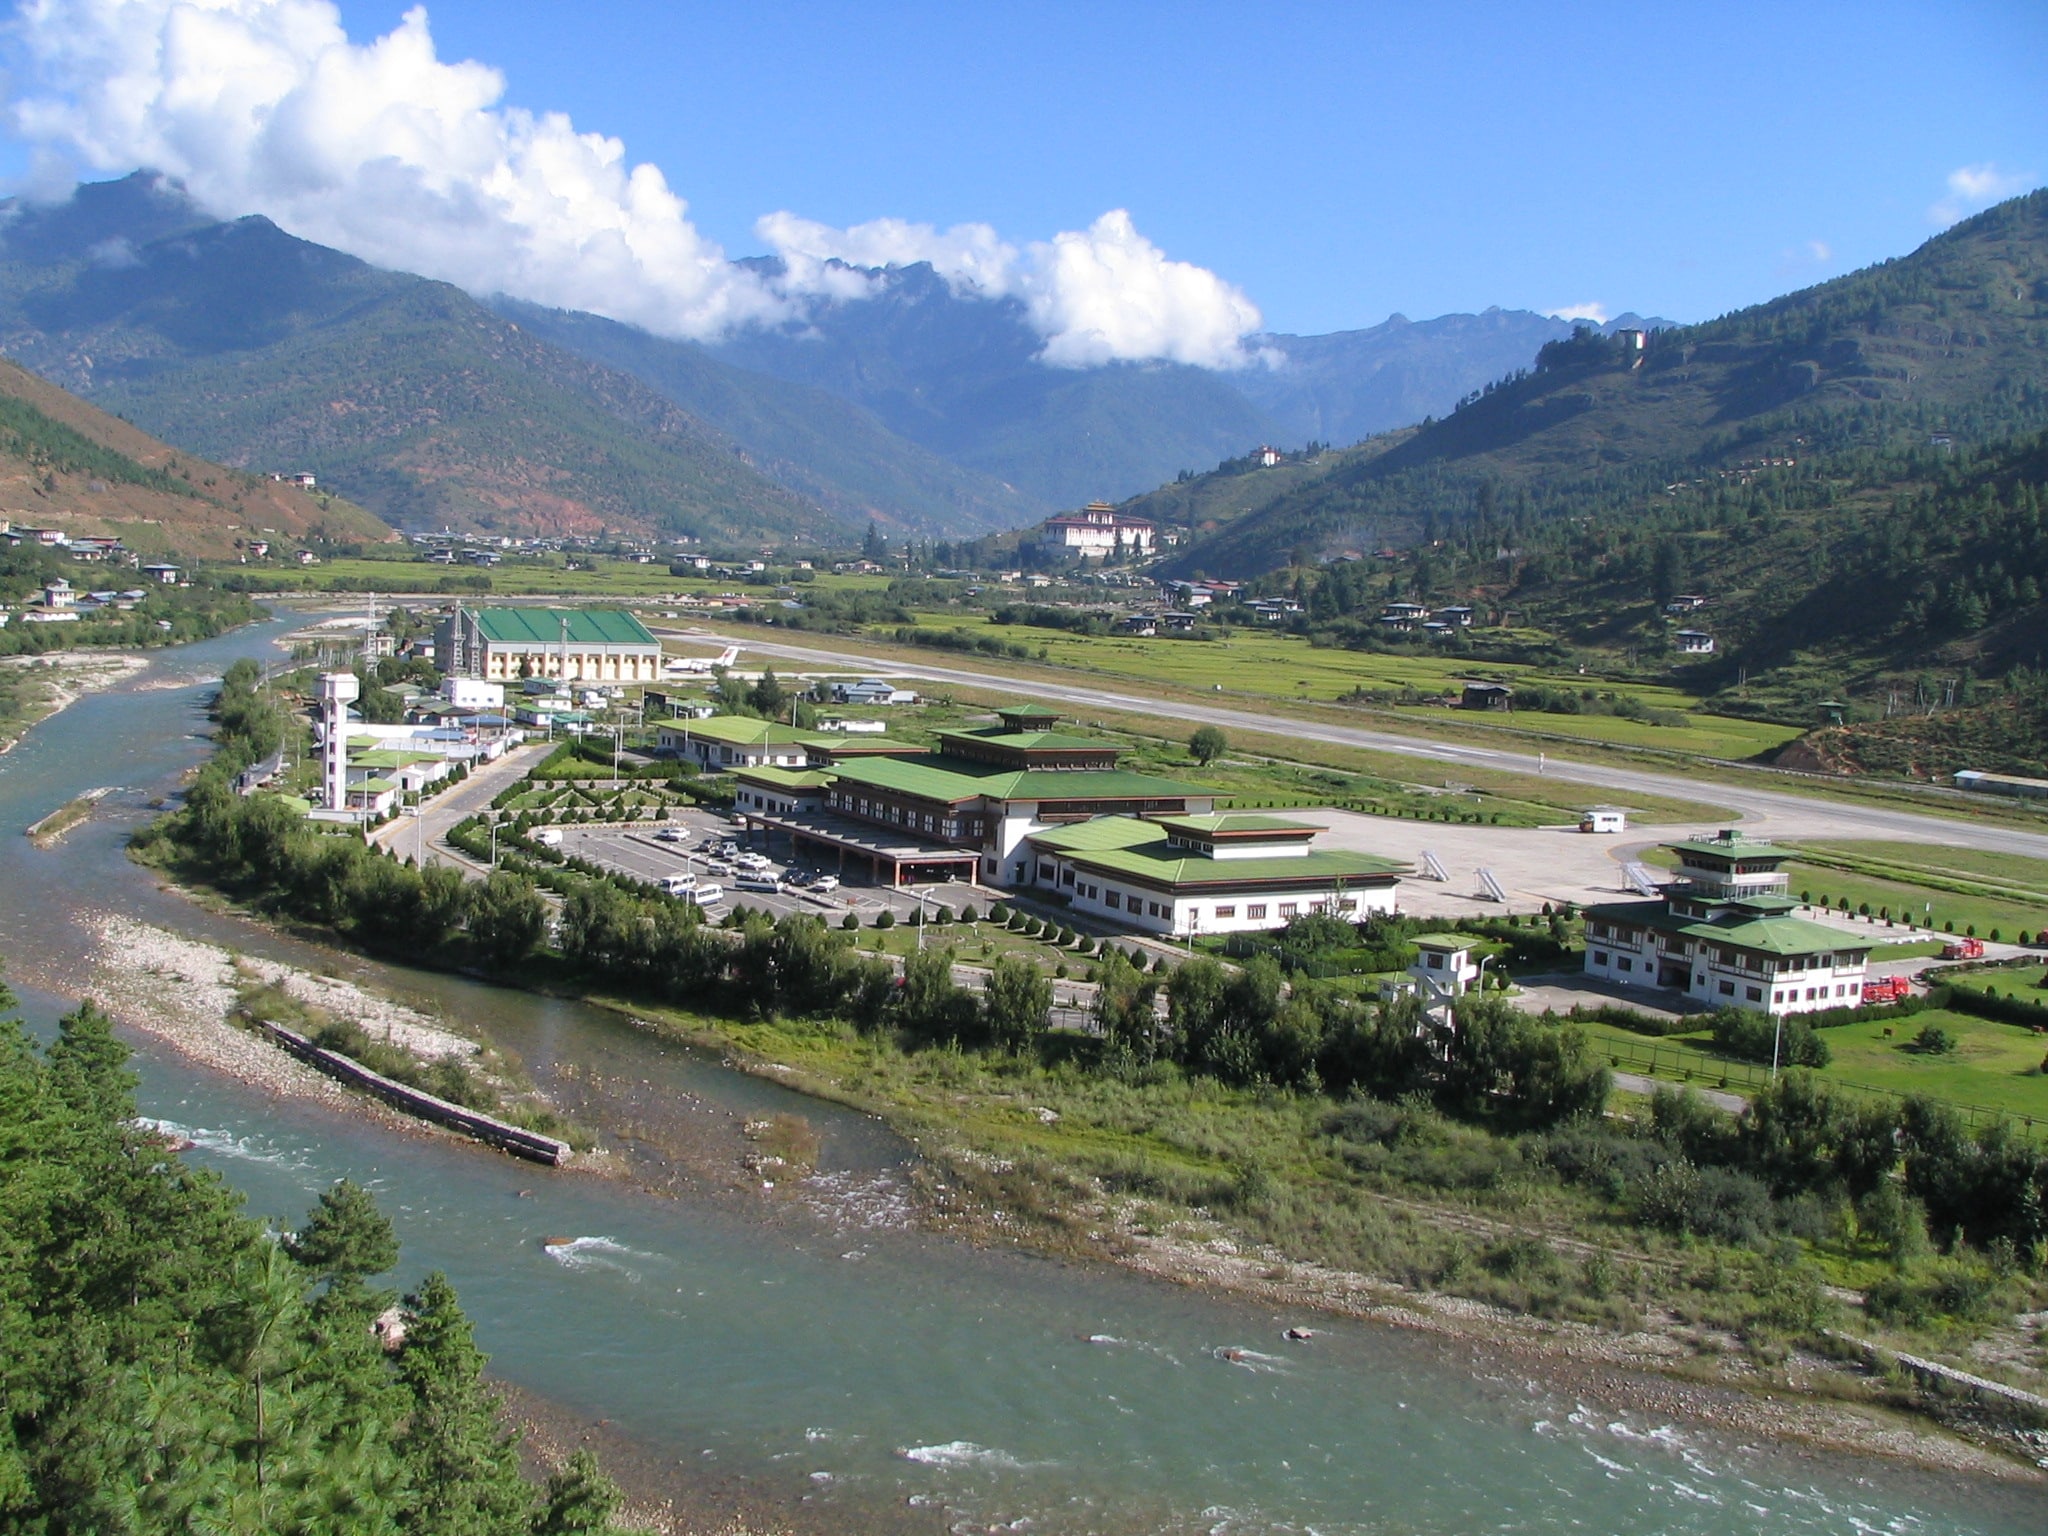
[0,970,635,1534]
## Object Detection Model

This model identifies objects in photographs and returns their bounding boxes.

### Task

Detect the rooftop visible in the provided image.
[1588,900,1869,957]
[828,754,1211,806]
[467,606,657,647]
[1152,813,1321,839]
[732,765,835,790]
[669,716,830,748]
[1669,830,1790,861]
[1030,815,1405,890]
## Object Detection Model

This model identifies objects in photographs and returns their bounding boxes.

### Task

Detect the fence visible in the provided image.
[1596,1037,2044,1138]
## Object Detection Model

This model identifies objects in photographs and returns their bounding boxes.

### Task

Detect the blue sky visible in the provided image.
[4,0,2043,346]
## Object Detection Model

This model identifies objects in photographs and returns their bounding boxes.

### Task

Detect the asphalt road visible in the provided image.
[658,627,2047,860]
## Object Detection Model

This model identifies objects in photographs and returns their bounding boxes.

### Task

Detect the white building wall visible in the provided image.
[1583,925,1868,1016]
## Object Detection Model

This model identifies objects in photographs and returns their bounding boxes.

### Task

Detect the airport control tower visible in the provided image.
[317,672,360,811]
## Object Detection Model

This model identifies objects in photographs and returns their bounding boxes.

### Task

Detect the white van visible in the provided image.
[735,874,782,894]
[689,883,726,905]
[660,872,698,896]
[531,827,563,847]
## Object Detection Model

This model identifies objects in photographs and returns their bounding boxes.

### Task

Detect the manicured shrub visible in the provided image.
[875,910,896,930]
[842,913,860,931]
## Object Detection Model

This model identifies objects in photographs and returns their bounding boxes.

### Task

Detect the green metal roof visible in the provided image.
[672,716,829,747]
[356,776,398,793]
[943,729,1119,753]
[1411,932,1476,950]
[349,748,441,768]
[827,753,1211,805]
[469,607,657,647]
[1029,815,1404,891]
[997,704,1061,720]
[1151,813,1320,837]
[1668,832,1789,861]
[1586,900,1867,958]
[732,766,833,790]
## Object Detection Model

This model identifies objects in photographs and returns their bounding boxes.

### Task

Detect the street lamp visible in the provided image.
[912,885,933,951]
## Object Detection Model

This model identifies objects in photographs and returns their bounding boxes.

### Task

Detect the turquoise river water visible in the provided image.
[0,615,2040,1534]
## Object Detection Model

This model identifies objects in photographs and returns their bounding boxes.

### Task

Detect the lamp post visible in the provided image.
[912,885,932,951]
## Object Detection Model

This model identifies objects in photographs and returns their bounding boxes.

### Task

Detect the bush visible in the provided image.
[1908,1024,1959,1056]
[1709,1007,1829,1068]
[958,903,979,923]
[874,910,896,930]
[842,913,860,931]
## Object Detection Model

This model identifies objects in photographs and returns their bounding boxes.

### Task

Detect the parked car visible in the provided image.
[653,827,683,842]
[531,828,563,847]
[701,860,734,878]
[733,852,772,873]
[808,875,840,894]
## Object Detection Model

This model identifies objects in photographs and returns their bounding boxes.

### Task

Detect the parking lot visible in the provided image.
[553,808,983,924]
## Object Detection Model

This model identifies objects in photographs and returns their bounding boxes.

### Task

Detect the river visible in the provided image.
[0,615,2039,1535]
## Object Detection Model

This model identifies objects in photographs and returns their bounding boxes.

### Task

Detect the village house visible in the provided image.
[1581,831,1871,1016]
[1674,628,1715,654]
[1461,681,1514,711]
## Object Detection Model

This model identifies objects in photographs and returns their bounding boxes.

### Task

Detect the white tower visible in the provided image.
[318,672,360,811]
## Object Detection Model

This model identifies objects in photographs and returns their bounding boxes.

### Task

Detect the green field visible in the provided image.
[1577,1013,2048,1127]
[213,554,898,600]
[890,609,1801,761]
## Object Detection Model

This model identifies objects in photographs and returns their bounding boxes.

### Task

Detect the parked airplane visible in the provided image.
[664,644,740,675]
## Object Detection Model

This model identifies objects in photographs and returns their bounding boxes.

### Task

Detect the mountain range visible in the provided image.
[0,351,388,560]
[0,173,1671,545]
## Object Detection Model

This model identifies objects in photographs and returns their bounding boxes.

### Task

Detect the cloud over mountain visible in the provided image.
[5,0,1265,367]
[757,208,1266,370]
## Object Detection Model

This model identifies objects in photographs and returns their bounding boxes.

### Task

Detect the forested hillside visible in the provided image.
[1161,191,2048,579]
[0,971,631,1532]
[0,355,390,558]
[0,175,833,544]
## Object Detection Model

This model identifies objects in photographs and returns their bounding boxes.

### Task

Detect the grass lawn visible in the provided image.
[1572,1013,2048,1127]
[890,610,1801,761]
[1816,1009,2048,1124]
[1780,860,2046,940]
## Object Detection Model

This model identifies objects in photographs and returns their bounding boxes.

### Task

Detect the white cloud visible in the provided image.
[1929,162,2036,226]
[5,0,785,339]
[760,206,1266,369]
[4,0,1268,367]
[754,210,1018,301]
[1546,302,1608,325]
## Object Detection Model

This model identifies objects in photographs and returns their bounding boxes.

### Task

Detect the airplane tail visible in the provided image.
[715,645,739,666]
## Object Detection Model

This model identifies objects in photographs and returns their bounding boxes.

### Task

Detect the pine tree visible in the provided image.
[394,1272,535,1535]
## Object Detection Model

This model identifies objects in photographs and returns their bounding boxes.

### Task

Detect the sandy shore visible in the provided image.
[0,651,150,754]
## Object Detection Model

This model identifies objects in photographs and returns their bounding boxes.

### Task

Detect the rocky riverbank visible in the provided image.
[0,652,149,755]
[78,913,604,1167]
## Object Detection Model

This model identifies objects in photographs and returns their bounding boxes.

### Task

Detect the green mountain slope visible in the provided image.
[491,298,1038,536]
[0,353,390,558]
[1162,191,2048,578]
[0,176,835,544]
[709,261,1283,508]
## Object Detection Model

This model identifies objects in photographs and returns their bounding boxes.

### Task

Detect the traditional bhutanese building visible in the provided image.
[1581,830,1870,1016]
[722,706,1409,923]
[1036,501,1156,560]
[438,606,661,683]
[1024,813,1405,936]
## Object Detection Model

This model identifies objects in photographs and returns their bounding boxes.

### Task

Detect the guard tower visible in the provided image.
[318,672,360,811]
